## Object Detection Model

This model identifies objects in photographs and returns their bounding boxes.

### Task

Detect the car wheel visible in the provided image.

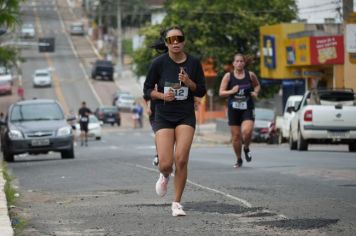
[111,122,114,126]
[3,149,14,162]
[297,127,308,151]
[289,129,297,150]
[61,148,74,159]
[349,141,356,152]
[96,136,101,140]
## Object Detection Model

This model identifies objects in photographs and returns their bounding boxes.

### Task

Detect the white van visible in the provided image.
[276,95,303,143]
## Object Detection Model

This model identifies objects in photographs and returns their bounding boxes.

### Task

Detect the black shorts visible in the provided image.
[228,108,255,126]
[80,122,89,132]
[149,114,156,133]
[153,114,196,133]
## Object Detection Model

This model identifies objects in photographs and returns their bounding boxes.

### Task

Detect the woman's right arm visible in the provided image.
[219,73,238,97]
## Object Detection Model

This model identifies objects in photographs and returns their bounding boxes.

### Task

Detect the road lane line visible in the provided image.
[34,6,69,113]
[135,164,252,208]
[55,1,103,106]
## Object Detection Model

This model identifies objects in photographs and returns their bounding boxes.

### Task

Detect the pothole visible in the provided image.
[256,218,339,230]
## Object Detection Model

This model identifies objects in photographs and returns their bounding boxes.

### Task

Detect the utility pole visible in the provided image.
[116,0,122,78]
[343,0,354,21]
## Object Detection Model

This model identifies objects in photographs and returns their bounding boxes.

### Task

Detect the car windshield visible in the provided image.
[103,107,117,113]
[35,72,49,77]
[22,24,34,29]
[10,103,64,122]
[255,109,274,121]
[120,95,134,101]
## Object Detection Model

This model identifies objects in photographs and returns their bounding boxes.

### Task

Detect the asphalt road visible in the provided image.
[6,129,356,235]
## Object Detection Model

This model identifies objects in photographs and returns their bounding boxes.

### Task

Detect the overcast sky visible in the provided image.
[297,0,356,23]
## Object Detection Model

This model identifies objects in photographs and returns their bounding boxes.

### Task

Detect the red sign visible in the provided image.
[310,36,344,65]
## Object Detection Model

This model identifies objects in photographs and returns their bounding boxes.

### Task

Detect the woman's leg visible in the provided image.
[241,120,254,149]
[230,125,242,161]
[174,125,195,203]
[155,128,175,176]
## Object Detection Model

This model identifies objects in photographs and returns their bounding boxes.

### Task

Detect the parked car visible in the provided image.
[0,66,13,85]
[115,94,135,111]
[112,90,130,106]
[275,95,303,143]
[33,69,52,87]
[20,23,35,38]
[69,22,85,36]
[289,88,356,152]
[252,108,278,144]
[0,99,74,162]
[75,115,102,140]
[94,105,121,126]
[0,80,12,95]
[91,60,114,80]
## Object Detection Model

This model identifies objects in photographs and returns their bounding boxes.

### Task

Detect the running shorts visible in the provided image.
[79,122,89,132]
[153,114,196,133]
[228,109,255,126]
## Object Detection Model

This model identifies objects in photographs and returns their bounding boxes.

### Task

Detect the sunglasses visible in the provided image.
[165,35,185,44]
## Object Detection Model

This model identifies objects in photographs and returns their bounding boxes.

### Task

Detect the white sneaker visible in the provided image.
[155,173,169,197]
[171,202,186,216]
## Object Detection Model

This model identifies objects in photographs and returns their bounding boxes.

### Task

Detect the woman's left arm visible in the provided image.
[250,71,261,98]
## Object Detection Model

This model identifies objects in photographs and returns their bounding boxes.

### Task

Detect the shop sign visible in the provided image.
[310,35,344,65]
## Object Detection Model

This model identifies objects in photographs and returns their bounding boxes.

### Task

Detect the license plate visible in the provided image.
[107,118,114,122]
[327,131,350,138]
[31,139,50,147]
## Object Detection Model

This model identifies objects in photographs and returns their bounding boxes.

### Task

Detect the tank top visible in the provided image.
[227,70,254,110]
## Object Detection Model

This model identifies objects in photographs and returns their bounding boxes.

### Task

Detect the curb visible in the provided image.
[0,163,14,236]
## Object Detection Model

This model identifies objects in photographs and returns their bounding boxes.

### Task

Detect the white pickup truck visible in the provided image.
[276,95,303,143]
[289,89,356,152]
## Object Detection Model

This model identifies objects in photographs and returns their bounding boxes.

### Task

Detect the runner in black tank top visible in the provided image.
[219,54,261,168]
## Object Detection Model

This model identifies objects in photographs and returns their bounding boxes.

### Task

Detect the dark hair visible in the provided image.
[150,29,168,53]
[149,26,185,54]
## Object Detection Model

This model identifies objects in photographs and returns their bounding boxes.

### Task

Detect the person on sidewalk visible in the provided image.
[219,53,260,168]
[78,101,92,147]
[143,26,206,216]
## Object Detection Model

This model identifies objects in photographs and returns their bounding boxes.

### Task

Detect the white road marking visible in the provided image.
[55,3,103,106]
[135,164,252,208]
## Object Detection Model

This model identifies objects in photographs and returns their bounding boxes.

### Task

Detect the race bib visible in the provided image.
[232,101,247,110]
[164,82,188,100]
[80,117,88,122]
[232,97,247,110]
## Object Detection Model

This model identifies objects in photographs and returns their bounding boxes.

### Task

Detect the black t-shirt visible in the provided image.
[78,107,91,123]
[143,53,206,122]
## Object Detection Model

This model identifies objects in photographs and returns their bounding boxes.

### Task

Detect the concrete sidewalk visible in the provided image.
[0,163,14,236]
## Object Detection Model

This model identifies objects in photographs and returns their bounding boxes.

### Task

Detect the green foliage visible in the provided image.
[0,0,21,28]
[0,0,22,67]
[122,39,133,55]
[132,0,297,77]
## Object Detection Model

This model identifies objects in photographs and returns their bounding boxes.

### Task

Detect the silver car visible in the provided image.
[69,22,85,36]
[33,69,52,88]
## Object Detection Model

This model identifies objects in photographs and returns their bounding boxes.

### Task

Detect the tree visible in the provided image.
[0,0,22,67]
[133,0,297,78]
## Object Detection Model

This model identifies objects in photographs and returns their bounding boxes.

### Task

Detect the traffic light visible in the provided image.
[38,37,55,53]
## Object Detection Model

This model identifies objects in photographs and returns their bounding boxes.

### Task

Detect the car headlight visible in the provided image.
[57,126,71,136]
[8,129,24,140]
